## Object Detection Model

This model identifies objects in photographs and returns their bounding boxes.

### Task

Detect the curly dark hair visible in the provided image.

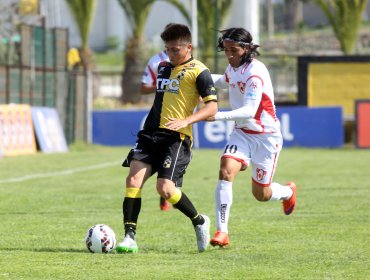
[217,27,260,64]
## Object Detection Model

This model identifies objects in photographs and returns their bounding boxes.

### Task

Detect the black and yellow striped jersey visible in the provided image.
[144,57,217,139]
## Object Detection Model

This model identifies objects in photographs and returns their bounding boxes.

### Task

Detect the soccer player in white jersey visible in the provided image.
[140,50,169,94]
[139,50,171,211]
[208,27,297,247]
[166,27,297,247]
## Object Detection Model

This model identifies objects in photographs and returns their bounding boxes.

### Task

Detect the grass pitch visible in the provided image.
[0,144,369,280]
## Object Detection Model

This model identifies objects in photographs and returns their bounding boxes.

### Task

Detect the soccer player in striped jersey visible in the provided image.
[140,50,171,211]
[117,23,217,253]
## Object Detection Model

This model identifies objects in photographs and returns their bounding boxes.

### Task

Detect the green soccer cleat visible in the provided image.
[116,234,138,253]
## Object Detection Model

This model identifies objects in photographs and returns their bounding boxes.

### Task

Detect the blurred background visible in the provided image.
[1,0,370,148]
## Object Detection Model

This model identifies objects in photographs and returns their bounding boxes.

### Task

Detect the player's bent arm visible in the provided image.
[165,101,218,130]
[187,100,218,124]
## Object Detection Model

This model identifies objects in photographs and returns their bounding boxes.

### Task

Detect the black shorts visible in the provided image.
[122,129,192,187]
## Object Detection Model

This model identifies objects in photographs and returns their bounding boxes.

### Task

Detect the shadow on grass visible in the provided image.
[0,247,87,253]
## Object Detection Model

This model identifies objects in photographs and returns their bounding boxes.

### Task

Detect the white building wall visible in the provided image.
[226,0,260,43]
[43,0,257,51]
[42,0,370,52]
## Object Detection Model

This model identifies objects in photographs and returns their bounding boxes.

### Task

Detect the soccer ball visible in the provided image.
[85,224,116,253]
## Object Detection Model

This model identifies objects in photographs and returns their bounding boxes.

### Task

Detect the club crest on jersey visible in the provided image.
[256,168,267,181]
[177,69,187,80]
[237,81,246,94]
[163,156,172,168]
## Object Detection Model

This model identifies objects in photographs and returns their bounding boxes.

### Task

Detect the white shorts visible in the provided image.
[221,129,283,186]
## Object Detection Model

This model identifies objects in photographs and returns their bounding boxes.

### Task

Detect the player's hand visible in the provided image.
[166,118,190,131]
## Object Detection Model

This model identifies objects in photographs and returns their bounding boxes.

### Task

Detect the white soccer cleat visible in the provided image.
[116,234,138,253]
[194,214,210,252]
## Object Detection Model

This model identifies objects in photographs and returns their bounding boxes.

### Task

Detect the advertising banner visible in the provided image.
[31,107,68,153]
[0,104,37,157]
[93,110,148,146]
[92,106,343,148]
[355,100,370,149]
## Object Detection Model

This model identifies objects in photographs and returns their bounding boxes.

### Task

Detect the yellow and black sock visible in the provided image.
[168,189,204,226]
[123,187,142,237]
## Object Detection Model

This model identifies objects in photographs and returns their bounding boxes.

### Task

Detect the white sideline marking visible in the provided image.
[0,161,121,184]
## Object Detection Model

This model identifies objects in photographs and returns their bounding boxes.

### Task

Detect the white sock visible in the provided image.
[215,180,233,233]
[269,182,293,201]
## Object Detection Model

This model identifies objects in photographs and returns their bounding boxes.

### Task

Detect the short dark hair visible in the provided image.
[160,23,192,43]
[217,27,260,63]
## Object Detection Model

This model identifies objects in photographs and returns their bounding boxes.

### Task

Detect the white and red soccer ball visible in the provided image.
[85,224,116,253]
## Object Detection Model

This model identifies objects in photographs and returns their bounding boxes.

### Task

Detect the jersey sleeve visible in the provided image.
[196,69,217,103]
[212,74,228,89]
[214,73,264,121]
[141,64,156,85]
[241,75,264,115]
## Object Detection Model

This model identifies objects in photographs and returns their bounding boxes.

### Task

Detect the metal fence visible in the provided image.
[92,55,298,107]
[0,24,87,144]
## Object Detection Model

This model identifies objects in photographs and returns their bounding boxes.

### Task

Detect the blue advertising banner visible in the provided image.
[92,106,343,148]
[31,107,68,153]
[277,106,343,147]
[92,110,148,146]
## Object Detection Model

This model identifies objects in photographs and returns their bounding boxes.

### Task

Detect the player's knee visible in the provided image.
[126,175,141,188]
[156,178,175,199]
[156,186,166,198]
[219,168,234,181]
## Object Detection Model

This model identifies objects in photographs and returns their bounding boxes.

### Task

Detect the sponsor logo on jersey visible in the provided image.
[157,78,180,93]
[246,92,257,99]
[250,81,258,89]
[256,168,267,181]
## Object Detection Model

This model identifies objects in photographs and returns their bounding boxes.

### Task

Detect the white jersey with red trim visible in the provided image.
[141,51,169,86]
[216,59,280,134]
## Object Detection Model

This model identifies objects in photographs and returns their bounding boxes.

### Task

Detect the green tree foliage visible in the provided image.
[197,0,233,68]
[116,0,190,104]
[65,0,97,69]
[313,0,368,54]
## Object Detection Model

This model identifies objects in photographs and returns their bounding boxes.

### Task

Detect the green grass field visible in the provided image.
[0,144,369,280]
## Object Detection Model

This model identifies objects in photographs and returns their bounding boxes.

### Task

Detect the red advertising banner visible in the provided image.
[355,100,370,149]
[0,104,37,156]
